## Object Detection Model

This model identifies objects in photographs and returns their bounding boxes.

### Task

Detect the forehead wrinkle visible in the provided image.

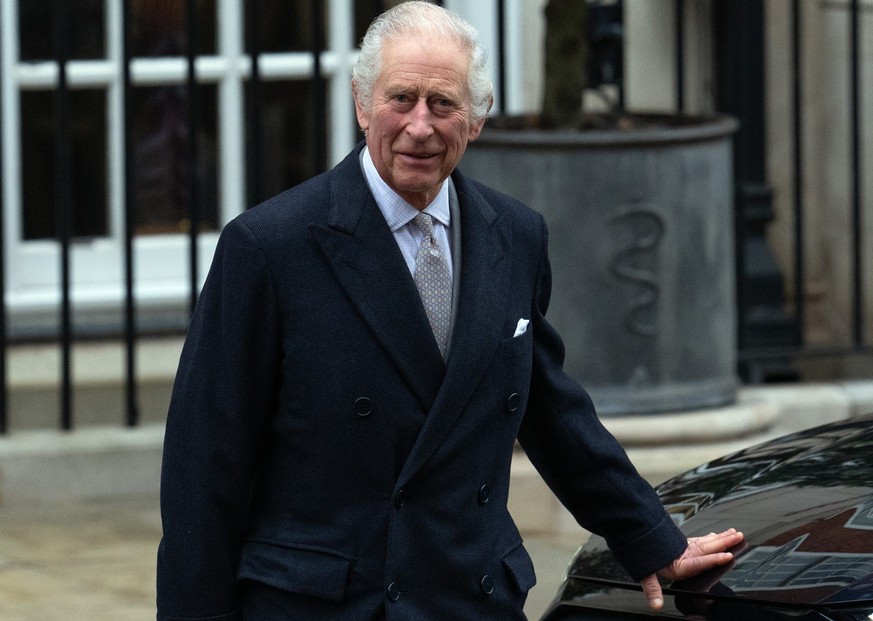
[380,65,468,100]
[379,36,470,93]
[384,75,463,98]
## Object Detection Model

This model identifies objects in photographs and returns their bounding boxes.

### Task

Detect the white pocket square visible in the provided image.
[513,318,530,338]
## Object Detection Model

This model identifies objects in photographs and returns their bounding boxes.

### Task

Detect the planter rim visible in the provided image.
[474,114,739,149]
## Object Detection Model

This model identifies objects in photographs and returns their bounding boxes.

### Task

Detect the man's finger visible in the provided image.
[688,529,743,555]
[678,551,735,576]
[640,573,664,610]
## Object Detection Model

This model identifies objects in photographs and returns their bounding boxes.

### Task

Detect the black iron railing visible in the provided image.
[0,0,5,435]
[0,0,868,433]
[736,0,867,376]
[122,0,138,428]
[52,0,74,430]
[849,0,863,345]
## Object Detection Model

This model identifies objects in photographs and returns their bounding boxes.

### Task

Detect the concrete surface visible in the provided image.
[0,495,161,621]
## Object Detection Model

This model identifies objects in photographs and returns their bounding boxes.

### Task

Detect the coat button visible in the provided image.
[354,397,373,417]
[387,581,401,602]
[394,489,406,509]
[506,393,521,413]
[480,574,494,595]
[478,484,490,504]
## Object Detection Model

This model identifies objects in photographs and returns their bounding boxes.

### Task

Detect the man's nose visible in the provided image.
[406,99,435,140]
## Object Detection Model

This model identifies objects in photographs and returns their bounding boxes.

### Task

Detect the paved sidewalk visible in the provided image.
[0,495,161,621]
[0,494,586,621]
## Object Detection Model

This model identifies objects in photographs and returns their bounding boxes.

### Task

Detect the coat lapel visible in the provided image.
[309,147,445,409]
[311,150,514,480]
[397,172,513,482]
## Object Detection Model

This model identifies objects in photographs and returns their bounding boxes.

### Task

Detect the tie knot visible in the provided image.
[412,212,435,238]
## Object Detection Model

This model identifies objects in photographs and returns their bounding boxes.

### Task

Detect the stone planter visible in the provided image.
[462,116,739,416]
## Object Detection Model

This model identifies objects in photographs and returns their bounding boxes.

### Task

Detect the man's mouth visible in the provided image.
[399,151,438,160]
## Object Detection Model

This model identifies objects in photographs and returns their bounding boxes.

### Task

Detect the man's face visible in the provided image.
[355,34,487,210]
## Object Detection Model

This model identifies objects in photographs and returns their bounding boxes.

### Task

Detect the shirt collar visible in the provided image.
[361,146,451,232]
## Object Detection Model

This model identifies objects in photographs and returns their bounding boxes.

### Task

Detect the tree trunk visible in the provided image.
[541,0,588,129]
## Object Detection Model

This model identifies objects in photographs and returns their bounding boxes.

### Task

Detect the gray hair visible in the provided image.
[352,1,493,124]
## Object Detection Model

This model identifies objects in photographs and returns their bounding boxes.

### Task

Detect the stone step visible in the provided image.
[4,338,182,430]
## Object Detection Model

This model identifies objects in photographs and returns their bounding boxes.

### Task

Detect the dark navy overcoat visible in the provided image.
[156,143,686,620]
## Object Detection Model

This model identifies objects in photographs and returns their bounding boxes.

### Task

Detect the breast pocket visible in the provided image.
[501,328,532,360]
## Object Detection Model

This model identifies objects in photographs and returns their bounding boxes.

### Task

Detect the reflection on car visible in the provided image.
[541,413,873,621]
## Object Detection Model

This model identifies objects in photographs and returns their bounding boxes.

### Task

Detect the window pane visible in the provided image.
[20,89,108,241]
[354,1,404,45]
[248,0,324,53]
[20,0,105,61]
[246,80,323,205]
[130,0,216,57]
[130,84,218,234]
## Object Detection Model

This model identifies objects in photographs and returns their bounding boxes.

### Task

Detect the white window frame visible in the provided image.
[0,0,358,334]
[1,1,718,336]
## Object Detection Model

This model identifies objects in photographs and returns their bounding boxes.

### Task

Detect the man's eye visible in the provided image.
[432,98,457,111]
[394,94,410,103]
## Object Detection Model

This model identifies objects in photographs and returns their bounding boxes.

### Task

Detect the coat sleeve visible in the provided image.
[157,217,282,620]
[517,214,687,582]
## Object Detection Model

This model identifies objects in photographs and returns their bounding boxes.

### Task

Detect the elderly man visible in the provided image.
[156,2,742,620]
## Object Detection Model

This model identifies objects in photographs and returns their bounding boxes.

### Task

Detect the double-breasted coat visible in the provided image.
[156,143,686,620]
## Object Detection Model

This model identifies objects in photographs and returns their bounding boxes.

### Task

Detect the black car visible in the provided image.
[541,413,873,620]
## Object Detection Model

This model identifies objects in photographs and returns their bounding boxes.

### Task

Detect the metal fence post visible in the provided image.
[714,0,798,382]
[185,0,201,317]
[0,0,6,434]
[123,0,139,427]
[53,0,75,429]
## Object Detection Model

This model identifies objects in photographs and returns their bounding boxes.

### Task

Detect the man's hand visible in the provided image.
[640,528,744,610]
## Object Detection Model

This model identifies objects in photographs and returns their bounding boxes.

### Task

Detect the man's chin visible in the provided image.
[393,170,444,189]
[391,178,446,207]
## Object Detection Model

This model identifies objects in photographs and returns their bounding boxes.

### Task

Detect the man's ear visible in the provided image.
[352,82,370,132]
[468,96,493,143]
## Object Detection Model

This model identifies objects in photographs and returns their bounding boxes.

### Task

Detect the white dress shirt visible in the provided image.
[360,147,453,280]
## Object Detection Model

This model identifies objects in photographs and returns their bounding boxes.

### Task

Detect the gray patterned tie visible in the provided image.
[411,212,452,359]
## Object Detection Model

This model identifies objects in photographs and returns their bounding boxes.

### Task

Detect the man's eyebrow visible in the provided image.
[383,83,414,95]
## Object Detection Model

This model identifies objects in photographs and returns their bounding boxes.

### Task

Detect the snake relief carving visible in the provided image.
[608,206,666,337]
